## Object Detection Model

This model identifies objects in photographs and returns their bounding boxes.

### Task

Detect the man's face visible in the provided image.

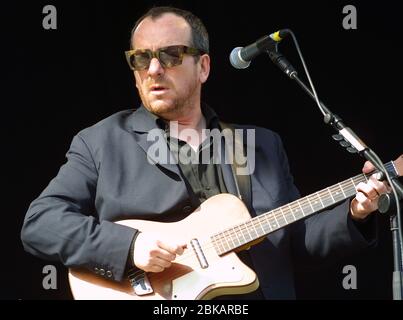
[132,13,210,120]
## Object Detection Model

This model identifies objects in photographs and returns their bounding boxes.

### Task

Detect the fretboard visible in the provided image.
[211,161,396,255]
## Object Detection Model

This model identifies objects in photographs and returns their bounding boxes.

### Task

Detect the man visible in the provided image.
[21,6,393,299]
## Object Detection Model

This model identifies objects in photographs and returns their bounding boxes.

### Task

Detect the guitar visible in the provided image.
[69,157,402,300]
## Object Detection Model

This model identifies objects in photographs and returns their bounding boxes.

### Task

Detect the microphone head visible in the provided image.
[230,47,251,69]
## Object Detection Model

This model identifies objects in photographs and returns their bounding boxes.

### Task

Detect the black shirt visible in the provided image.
[166,105,227,207]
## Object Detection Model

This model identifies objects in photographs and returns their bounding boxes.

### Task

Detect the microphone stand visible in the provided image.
[266,49,403,299]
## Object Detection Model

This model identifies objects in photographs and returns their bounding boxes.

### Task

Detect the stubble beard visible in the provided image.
[140,81,200,121]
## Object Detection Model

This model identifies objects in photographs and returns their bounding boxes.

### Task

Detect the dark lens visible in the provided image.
[133,51,151,70]
[159,46,182,68]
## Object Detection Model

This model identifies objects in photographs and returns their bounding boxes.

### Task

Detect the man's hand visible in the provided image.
[350,159,395,220]
[132,232,187,273]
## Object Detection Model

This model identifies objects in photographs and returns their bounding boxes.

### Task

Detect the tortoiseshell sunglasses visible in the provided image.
[125,45,205,71]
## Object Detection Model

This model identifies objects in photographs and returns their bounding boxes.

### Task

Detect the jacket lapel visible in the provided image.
[129,106,181,177]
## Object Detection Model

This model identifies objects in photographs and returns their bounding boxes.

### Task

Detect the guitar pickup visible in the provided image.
[190,238,209,269]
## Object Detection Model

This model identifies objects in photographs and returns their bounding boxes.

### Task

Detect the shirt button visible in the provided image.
[183,206,192,214]
[106,270,113,278]
[99,268,105,276]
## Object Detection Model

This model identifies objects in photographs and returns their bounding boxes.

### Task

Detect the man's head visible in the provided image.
[128,7,210,120]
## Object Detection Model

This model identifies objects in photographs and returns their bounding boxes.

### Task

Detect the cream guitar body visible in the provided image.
[69,194,260,300]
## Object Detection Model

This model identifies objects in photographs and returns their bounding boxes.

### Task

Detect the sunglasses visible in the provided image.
[125,45,205,71]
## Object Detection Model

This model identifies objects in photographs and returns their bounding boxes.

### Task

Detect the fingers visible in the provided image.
[355,191,378,209]
[150,256,173,269]
[351,173,390,219]
[368,174,390,194]
[356,181,379,200]
[133,232,187,273]
[158,239,186,256]
[148,265,164,273]
[362,160,376,174]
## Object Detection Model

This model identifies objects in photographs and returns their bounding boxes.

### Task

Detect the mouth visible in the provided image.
[150,85,168,94]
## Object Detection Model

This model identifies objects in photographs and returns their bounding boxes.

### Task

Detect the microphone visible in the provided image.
[230,29,289,69]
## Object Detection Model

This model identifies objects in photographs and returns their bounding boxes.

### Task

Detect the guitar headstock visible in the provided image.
[394,155,403,177]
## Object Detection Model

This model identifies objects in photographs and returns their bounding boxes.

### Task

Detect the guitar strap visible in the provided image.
[219,121,252,211]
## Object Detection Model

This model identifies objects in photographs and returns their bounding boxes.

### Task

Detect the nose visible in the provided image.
[147,57,164,77]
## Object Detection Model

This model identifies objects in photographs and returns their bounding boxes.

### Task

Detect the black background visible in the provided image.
[2,0,402,300]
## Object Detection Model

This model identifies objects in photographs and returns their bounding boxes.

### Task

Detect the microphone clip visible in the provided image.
[266,50,297,79]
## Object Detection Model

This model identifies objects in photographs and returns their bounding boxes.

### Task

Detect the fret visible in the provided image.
[350,177,357,189]
[268,215,278,229]
[310,192,323,211]
[327,187,336,203]
[219,232,231,253]
[306,196,315,212]
[247,220,258,239]
[348,179,357,195]
[283,206,295,222]
[276,209,287,226]
[303,200,312,214]
[213,236,222,254]
[237,223,248,245]
[363,173,369,183]
[211,236,219,253]
[338,182,347,198]
[256,217,268,236]
[343,179,357,197]
[226,228,237,250]
[272,213,280,228]
[287,204,296,219]
[332,185,345,202]
[218,237,226,254]
[289,204,303,220]
[244,222,253,242]
[321,191,333,207]
[231,226,241,247]
[297,201,306,216]
[316,192,325,208]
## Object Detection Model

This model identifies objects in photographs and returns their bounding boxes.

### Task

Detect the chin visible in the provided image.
[148,101,179,118]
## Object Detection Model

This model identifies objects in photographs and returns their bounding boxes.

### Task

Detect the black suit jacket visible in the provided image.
[21,105,375,299]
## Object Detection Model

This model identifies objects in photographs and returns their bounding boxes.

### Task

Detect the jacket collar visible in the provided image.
[127,104,240,199]
[129,104,219,133]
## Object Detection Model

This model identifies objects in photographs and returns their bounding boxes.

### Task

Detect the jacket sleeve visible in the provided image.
[21,133,137,282]
[272,133,377,271]
[290,200,377,271]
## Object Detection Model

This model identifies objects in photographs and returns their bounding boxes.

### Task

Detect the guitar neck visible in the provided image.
[212,161,397,255]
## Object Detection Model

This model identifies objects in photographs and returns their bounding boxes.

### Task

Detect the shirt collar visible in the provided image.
[133,103,219,133]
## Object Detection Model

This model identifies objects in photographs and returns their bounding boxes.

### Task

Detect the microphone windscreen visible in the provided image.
[230,47,251,69]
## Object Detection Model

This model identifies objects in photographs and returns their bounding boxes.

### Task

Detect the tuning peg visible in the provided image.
[332,134,343,141]
[340,140,351,148]
[347,147,357,153]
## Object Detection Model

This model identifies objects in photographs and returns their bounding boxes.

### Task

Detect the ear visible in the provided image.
[199,54,210,84]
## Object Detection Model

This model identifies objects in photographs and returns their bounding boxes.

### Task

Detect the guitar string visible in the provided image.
[134,169,384,289]
[210,173,364,254]
[135,164,396,290]
[141,163,389,266]
[160,173,365,265]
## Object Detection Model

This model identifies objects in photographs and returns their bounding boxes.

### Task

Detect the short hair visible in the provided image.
[130,6,209,54]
